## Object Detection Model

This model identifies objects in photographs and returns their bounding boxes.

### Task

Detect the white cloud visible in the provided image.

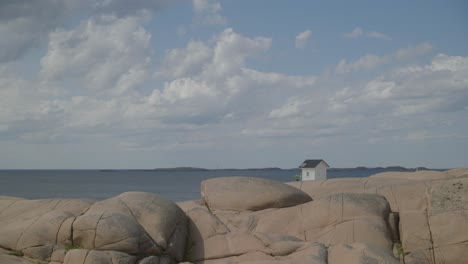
[335,43,433,74]
[330,54,468,117]
[192,0,226,26]
[295,30,312,49]
[243,69,316,87]
[40,15,152,94]
[269,98,305,118]
[149,28,316,127]
[157,41,212,79]
[336,54,388,74]
[0,0,172,62]
[394,42,433,61]
[344,27,391,40]
[158,28,272,82]
[0,0,467,169]
[208,28,272,77]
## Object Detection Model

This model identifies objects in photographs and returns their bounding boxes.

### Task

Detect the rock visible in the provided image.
[73,192,188,262]
[198,242,327,264]
[184,190,395,263]
[426,178,468,262]
[50,248,66,263]
[399,211,432,253]
[184,205,229,260]
[445,168,468,177]
[138,256,160,264]
[0,254,37,264]
[328,242,399,264]
[201,177,312,211]
[253,193,393,250]
[63,249,137,264]
[0,198,94,260]
[2,171,468,264]
[369,170,452,180]
[199,232,265,261]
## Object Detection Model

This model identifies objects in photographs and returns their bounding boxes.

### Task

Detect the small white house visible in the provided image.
[299,159,329,181]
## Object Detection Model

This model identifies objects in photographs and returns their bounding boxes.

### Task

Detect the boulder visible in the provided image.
[253,193,393,250]
[197,241,328,264]
[0,198,94,260]
[73,192,188,262]
[328,242,399,264]
[184,191,395,263]
[0,254,37,264]
[63,249,137,264]
[369,170,452,180]
[201,177,312,211]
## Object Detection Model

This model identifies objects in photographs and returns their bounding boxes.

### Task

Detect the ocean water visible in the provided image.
[0,168,403,201]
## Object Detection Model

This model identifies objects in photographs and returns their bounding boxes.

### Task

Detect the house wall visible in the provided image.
[302,168,316,180]
[315,162,328,180]
[301,162,328,181]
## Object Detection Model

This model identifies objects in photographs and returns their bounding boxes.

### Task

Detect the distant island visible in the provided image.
[328,166,430,172]
[97,166,435,172]
[153,167,209,171]
[146,166,431,172]
[152,167,282,171]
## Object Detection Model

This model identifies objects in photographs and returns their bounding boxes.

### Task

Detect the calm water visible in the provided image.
[0,168,403,201]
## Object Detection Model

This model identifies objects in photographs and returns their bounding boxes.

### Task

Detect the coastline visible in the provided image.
[1,168,467,264]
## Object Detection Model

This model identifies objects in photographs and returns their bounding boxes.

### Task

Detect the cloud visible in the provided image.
[335,42,433,74]
[1,26,320,148]
[0,0,172,62]
[330,54,468,117]
[295,30,312,49]
[40,14,152,94]
[344,27,391,40]
[192,0,226,26]
[394,42,433,60]
[152,28,287,124]
[157,41,212,79]
[269,98,306,118]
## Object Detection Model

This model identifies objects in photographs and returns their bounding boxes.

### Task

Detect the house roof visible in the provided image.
[299,159,330,168]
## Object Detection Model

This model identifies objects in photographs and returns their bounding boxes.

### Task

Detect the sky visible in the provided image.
[0,0,467,169]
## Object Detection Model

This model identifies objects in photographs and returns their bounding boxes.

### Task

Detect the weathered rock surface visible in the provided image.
[0,192,187,264]
[328,242,399,264]
[73,192,187,261]
[201,177,312,211]
[289,168,468,264]
[1,169,468,264]
[183,191,396,263]
[63,249,138,264]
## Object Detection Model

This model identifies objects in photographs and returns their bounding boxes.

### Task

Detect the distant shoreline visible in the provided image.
[98,166,437,172]
[0,166,445,172]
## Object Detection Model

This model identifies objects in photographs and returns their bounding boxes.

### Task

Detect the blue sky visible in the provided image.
[0,0,467,169]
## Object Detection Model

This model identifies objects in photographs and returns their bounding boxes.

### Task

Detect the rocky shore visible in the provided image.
[1,169,467,264]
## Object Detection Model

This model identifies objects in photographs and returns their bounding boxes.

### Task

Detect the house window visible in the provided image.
[306,172,309,176]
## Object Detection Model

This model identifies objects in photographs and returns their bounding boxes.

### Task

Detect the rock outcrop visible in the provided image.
[289,168,468,264]
[1,169,467,264]
[0,192,187,264]
[201,177,312,211]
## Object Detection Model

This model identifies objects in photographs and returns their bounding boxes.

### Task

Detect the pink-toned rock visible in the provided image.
[73,192,187,262]
[201,177,312,211]
[369,170,452,180]
[63,249,137,264]
[0,198,94,261]
[253,193,393,250]
[328,242,399,264]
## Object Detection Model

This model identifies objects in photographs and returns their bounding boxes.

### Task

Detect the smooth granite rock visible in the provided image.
[2,169,468,264]
[73,192,187,262]
[201,177,312,211]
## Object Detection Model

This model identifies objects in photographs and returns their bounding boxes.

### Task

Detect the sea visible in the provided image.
[0,168,419,202]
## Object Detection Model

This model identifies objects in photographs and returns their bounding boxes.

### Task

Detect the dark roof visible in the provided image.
[299,159,329,168]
